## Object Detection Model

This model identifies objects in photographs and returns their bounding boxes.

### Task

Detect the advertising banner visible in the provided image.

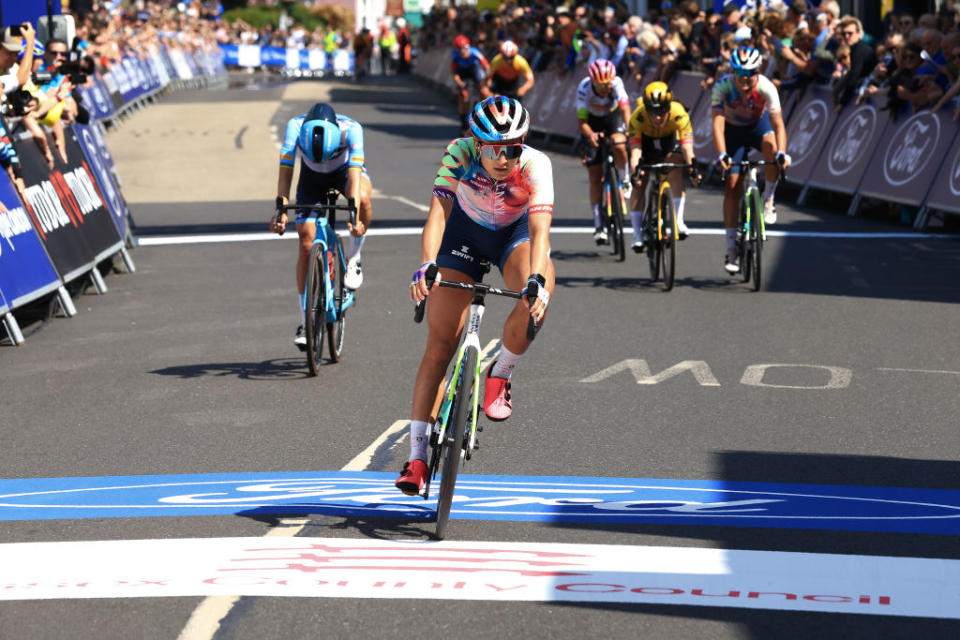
[923,123,960,215]
[858,107,960,206]
[691,89,715,159]
[12,125,122,281]
[0,174,61,308]
[783,85,840,186]
[530,71,564,135]
[72,123,129,239]
[668,71,707,113]
[805,93,890,194]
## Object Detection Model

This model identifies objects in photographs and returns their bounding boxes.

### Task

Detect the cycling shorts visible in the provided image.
[437,198,529,281]
[640,136,682,163]
[490,75,520,97]
[723,111,774,175]
[582,112,626,167]
[294,164,368,223]
[455,65,486,86]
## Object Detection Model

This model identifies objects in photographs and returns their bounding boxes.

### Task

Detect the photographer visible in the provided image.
[1,23,36,94]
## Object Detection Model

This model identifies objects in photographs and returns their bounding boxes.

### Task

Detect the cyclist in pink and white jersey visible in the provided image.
[396,96,555,496]
[712,46,790,274]
[576,59,632,245]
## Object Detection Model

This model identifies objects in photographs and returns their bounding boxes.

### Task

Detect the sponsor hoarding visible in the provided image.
[72,123,129,239]
[783,85,839,185]
[0,175,60,308]
[923,124,960,215]
[12,124,122,281]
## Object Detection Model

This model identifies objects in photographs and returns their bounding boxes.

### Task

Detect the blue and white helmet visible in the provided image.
[470,96,530,142]
[298,103,341,163]
[730,46,763,72]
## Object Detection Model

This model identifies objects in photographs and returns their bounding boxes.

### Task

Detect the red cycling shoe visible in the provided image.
[395,459,428,496]
[483,364,512,421]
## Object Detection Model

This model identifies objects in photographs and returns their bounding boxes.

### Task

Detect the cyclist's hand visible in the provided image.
[347,218,366,237]
[716,152,731,171]
[410,261,436,302]
[522,274,550,324]
[589,132,600,147]
[632,167,646,185]
[688,164,702,187]
[271,211,287,235]
[776,151,791,168]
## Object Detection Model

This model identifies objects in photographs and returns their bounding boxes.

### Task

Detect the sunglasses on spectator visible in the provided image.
[734,69,758,77]
[840,30,857,37]
[479,143,523,160]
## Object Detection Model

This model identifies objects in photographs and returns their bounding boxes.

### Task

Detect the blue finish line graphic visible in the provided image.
[1,471,959,534]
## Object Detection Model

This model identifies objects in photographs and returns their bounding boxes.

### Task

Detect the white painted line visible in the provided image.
[371,189,430,213]
[135,226,952,247]
[877,367,960,376]
[342,420,410,471]
[5,536,959,619]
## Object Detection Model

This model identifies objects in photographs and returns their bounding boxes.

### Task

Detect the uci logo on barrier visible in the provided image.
[787,99,828,165]
[882,112,939,186]
[2,473,960,534]
[79,128,123,222]
[827,105,876,176]
[949,144,960,196]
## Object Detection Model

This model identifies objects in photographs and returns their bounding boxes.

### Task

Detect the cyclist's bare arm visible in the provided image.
[519,72,535,96]
[578,118,598,145]
[273,165,294,233]
[771,111,787,157]
[345,166,365,235]
[527,212,552,321]
[412,195,454,301]
[712,112,729,168]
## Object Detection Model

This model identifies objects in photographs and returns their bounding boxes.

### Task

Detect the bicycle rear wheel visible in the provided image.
[435,347,476,540]
[750,189,763,291]
[660,186,677,291]
[646,198,661,283]
[327,235,347,362]
[304,243,327,376]
[739,194,751,283]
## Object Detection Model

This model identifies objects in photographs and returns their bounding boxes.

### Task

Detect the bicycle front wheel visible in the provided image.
[609,167,626,262]
[750,189,763,291]
[435,347,476,540]
[660,186,677,292]
[304,243,327,376]
[327,235,347,362]
[739,194,751,283]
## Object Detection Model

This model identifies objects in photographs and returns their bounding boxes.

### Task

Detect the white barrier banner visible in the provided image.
[0,536,956,619]
[237,44,261,68]
[308,49,327,70]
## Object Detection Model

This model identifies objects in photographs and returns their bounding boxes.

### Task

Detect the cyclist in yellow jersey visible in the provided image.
[488,40,535,100]
[627,82,700,250]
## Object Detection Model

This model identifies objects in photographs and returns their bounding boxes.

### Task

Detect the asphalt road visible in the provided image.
[1,74,959,639]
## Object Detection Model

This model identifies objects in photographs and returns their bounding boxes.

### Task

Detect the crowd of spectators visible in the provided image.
[417,1,960,121]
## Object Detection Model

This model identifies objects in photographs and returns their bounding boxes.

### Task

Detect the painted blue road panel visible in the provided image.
[1,471,960,534]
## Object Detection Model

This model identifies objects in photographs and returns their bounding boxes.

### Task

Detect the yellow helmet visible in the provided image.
[643,81,671,115]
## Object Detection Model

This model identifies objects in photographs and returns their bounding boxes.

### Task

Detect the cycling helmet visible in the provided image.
[18,41,44,60]
[297,103,341,164]
[588,59,616,83]
[730,46,763,72]
[470,95,530,142]
[500,40,518,57]
[643,81,672,116]
[454,35,470,49]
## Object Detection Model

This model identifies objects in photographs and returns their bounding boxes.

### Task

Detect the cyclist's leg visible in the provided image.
[665,148,687,234]
[756,112,779,223]
[723,124,750,268]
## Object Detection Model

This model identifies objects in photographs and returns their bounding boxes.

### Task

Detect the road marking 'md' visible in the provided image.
[0,536,954,619]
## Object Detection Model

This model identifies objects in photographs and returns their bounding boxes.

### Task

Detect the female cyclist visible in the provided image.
[396,96,555,495]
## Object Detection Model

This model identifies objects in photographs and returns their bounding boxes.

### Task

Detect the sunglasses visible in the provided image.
[479,143,523,160]
[840,30,856,37]
[734,69,758,78]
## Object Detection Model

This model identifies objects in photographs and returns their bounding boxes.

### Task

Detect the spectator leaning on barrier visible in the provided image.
[831,17,876,110]
[887,41,940,116]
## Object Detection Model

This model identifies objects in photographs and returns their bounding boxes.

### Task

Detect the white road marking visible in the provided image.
[342,420,410,471]
[877,367,960,376]
[135,226,951,247]
[5,536,957,619]
[371,188,430,212]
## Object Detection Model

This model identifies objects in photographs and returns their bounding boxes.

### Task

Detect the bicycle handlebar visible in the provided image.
[719,158,788,182]
[275,199,358,235]
[414,264,539,341]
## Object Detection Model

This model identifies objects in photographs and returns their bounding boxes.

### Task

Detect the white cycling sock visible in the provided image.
[630,211,643,240]
[592,204,602,228]
[409,419,429,461]
[674,196,686,228]
[621,164,630,184]
[491,345,523,379]
[299,294,306,326]
[725,227,738,254]
[762,181,776,204]
[346,233,365,260]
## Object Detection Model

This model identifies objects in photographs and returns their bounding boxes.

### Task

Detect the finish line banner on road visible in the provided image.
[2,471,960,535]
[3,535,955,620]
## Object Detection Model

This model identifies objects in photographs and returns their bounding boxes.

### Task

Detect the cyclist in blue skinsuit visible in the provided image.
[451,35,491,134]
[271,102,373,350]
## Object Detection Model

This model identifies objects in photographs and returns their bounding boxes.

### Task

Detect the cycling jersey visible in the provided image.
[433,137,554,230]
[451,47,489,75]
[489,54,532,83]
[710,74,781,127]
[628,100,693,145]
[280,113,365,174]
[575,76,629,119]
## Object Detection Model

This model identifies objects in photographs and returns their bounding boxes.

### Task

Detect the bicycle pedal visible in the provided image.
[477,425,483,432]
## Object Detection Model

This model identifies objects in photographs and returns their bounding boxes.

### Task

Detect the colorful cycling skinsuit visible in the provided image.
[711,73,781,172]
[628,100,693,159]
[489,53,532,93]
[451,47,489,85]
[575,76,630,124]
[280,113,366,221]
[432,137,554,279]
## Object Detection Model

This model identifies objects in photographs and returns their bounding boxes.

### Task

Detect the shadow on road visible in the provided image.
[236,507,436,541]
[149,357,313,380]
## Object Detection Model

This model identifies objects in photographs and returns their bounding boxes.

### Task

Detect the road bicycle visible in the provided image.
[634,161,692,292]
[721,159,785,292]
[412,260,538,539]
[278,192,357,376]
[596,134,628,262]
